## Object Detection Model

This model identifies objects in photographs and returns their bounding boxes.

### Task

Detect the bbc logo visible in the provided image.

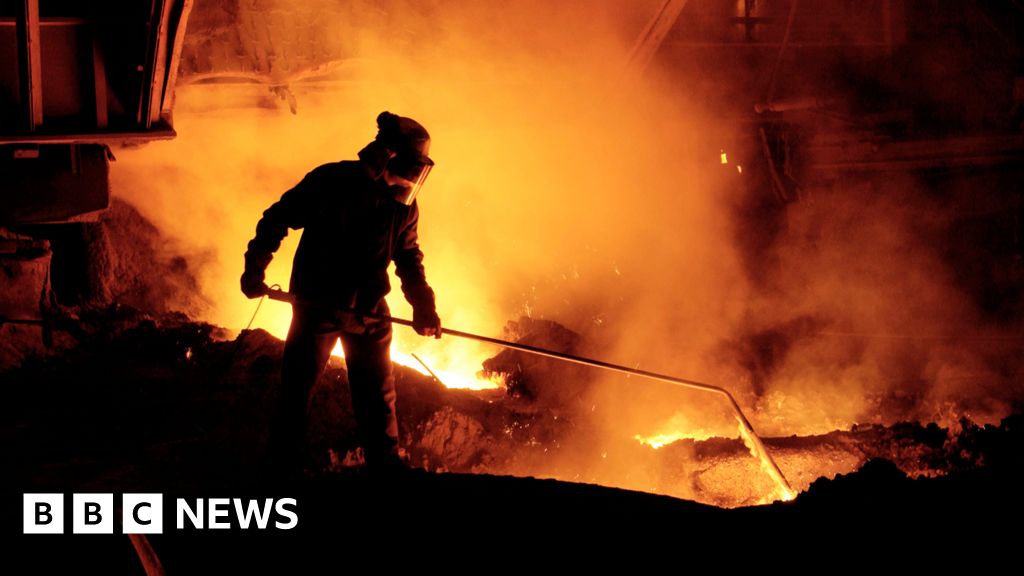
[24,494,162,534]
[24,493,298,533]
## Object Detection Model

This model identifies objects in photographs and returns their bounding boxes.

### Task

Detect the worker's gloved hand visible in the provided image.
[241,250,272,299]
[240,270,269,299]
[413,308,442,339]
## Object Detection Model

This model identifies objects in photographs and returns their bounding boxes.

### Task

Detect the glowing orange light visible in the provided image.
[322,336,502,390]
[634,431,716,449]
[737,420,797,502]
[635,412,798,503]
[633,413,720,448]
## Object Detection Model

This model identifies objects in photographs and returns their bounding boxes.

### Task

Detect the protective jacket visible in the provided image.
[245,160,436,317]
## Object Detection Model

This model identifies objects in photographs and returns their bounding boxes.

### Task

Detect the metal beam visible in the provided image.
[0,127,177,145]
[807,135,1024,173]
[137,0,159,126]
[0,17,87,27]
[625,0,689,78]
[146,0,174,127]
[160,0,194,120]
[92,32,108,129]
[764,0,800,105]
[15,0,43,131]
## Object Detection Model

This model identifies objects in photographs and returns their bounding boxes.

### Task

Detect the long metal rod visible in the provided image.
[625,0,690,76]
[411,352,446,387]
[265,288,793,496]
[15,0,43,130]
[764,0,799,105]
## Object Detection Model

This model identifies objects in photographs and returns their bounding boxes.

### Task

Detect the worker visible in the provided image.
[240,111,441,477]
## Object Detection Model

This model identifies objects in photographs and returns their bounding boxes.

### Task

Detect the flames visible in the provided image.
[104,0,1022,510]
[111,89,810,506]
[736,419,797,502]
[634,412,720,447]
[254,290,502,390]
[634,411,797,503]
[390,349,503,391]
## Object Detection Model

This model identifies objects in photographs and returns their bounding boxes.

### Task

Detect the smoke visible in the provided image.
[108,0,1021,491]
[111,0,739,385]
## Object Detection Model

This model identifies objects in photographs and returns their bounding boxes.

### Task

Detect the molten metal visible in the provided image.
[265,287,795,499]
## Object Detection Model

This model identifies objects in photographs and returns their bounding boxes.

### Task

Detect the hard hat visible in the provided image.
[374,111,435,205]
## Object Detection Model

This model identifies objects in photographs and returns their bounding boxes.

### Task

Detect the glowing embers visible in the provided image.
[634,412,721,448]
[737,419,797,502]
[327,340,503,391]
[634,412,796,503]
[392,349,504,391]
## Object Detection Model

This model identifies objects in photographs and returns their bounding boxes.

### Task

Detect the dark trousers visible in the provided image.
[267,302,398,472]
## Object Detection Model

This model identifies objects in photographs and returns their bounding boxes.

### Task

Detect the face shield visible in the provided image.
[386,154,435,206]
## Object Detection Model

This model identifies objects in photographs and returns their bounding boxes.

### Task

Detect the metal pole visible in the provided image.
[265,288,794,497]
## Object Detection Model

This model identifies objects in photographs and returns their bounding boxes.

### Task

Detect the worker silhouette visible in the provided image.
[241,111,441,476]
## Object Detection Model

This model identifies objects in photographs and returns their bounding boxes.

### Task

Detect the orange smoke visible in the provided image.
[105,0,1021,504]
[109,0,691,393]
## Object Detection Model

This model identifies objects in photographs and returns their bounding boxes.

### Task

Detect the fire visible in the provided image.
[737,419,797,502]
[633,412,721,448]
[633,412,797,503]
[91,0,1022,514]
[390,349,503,390]
[634,433,698,449]
[255,291,501,390]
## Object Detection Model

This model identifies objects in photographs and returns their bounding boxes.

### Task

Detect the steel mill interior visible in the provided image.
[2,0,1022,568]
